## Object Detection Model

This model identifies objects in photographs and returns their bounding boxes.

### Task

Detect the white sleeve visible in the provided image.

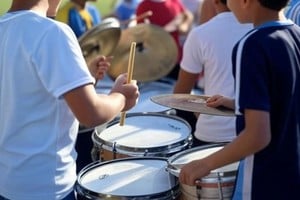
[33,23,94,98]
[180,27,205,74]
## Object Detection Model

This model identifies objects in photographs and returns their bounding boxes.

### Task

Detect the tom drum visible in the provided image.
[167,144,239,200]
[92,112,192,161]
[75,157,180,199]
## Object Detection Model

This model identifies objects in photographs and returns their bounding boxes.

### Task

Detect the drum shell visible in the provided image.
[75,157,181,200]
[167,144,239,200]
[92,112,192,161]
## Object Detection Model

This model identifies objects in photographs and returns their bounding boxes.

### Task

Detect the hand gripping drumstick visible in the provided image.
[119,42,136,126]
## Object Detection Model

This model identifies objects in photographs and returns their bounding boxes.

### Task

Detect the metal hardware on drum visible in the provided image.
[217,173,224,200]
[75,157,181,200]
[91,112,192,162]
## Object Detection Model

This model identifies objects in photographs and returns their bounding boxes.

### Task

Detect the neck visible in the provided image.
[9,0,48,15]
[253,8,286,27]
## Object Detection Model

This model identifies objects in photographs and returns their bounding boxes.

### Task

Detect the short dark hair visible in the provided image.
[220,0,227,5]
[258,0,289,11]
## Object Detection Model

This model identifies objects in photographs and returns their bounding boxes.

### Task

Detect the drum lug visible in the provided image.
[91,144,100,162]
[143,149,149,156]
[196,184,202,200]
[112,142,117,159]
[217,172,224,200]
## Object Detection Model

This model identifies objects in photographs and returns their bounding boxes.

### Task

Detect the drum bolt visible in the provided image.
[112,142,117,159]
[98,174,109,180]
[168,123,181,130]
[143,149,149,156]
[217,172,224,200]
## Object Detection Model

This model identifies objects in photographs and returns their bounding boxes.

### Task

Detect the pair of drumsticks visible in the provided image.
[119,42,136,126]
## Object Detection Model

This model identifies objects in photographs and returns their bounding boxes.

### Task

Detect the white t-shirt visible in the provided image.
[0,11,94,200]
[181,12,252,142]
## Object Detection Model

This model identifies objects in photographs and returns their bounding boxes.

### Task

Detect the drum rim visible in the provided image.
[76,157,180,199]
[92,112,192,156]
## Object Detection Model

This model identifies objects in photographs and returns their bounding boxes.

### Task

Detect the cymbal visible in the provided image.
[107,23,178,82]
[78,18,121,63]
[151,94,235,116]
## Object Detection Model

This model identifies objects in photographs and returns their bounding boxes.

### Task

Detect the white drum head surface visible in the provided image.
[78,158,175,196]
[168,145,239,176]
[98,114,191,148]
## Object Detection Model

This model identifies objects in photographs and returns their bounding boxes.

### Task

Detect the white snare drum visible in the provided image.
[75,157,180,200]
[167,144,239,200]
[92,112,192,161]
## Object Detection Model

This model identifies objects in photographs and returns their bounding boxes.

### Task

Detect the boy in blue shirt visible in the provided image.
[179,0,300,199]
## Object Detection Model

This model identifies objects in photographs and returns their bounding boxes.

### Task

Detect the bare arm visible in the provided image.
[173,68,199,94]
[164,9,194,34]
[64,73,139,128]
[179,109,271,185]
[198,0,217,24]
[178,9,194,34]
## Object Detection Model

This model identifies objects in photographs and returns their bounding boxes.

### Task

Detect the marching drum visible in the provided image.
[75,157,180,200]
[167,144,239,200]
[92,112,192,161]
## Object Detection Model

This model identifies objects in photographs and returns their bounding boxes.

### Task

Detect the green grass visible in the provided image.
[0,0,117,17]
[0,1,11,15]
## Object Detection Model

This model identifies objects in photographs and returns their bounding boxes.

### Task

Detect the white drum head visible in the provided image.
[78,158,176,196]
[96,113,191,152]
[168,145,239,176]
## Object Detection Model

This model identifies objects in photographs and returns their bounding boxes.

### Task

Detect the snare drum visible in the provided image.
[75,157,180,200]
[92,112,192,161]
[167,144,239,200]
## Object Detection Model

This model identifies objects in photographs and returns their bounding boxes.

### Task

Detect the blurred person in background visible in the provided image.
[285,0,300,25]
[136,0,194,80]
[56,0,102,38]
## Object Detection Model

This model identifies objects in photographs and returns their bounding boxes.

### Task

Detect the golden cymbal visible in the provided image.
[78,18,121,63]
[107,24,178,82]
[151,94,235,116]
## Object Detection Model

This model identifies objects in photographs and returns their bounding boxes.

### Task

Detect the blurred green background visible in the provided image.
[0,0,117,17]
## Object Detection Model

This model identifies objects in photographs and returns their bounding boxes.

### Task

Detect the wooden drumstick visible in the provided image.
[119,42,136,126]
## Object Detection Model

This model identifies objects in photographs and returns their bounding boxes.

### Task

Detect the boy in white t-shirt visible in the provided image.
[173,0,252,146]
[0,0,139,199]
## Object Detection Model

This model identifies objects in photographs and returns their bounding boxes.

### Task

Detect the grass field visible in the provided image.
[0,0,117,17]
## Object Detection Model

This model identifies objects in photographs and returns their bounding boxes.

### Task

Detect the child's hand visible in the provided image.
[88,55,113,81]
[206,95,235,110]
